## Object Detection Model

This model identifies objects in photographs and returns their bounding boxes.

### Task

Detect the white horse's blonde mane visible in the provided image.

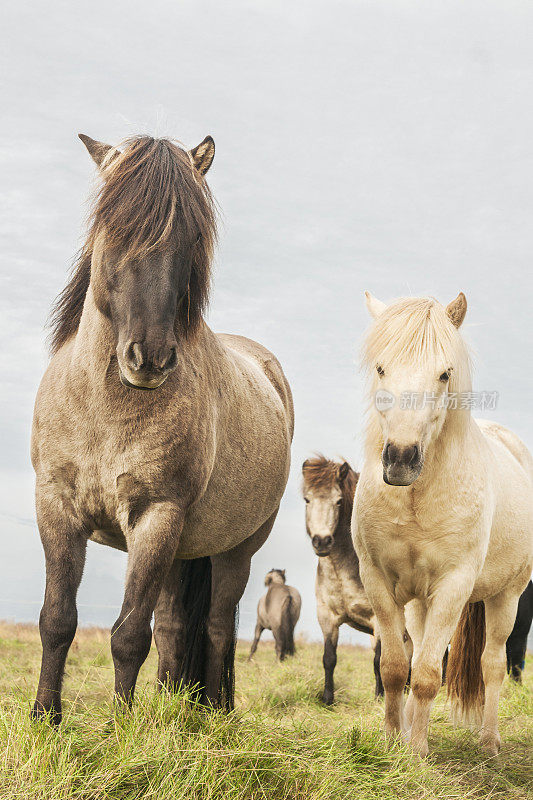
[362,296,472,395]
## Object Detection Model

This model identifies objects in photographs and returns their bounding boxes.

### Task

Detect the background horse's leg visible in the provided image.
[154,559,185,688]
[204,511,277,709]
[317,608,339,705]
[248,622,264,660]
[32,507,88,724]
[111,503,183,705]
[359,563,409,740]
[481,589,521,755]
[373,638,384,699]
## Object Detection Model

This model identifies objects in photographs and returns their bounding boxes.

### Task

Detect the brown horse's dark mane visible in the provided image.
[302,455,358,517]
[49,136,217,354]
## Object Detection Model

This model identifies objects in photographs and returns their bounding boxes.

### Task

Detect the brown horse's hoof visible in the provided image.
[30,703,61,726]
[321,692,334,706]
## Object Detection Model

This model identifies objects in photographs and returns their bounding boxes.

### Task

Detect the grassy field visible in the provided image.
[0,622,531,799]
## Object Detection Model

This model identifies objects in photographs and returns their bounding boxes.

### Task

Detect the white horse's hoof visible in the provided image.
[480,732,501,756]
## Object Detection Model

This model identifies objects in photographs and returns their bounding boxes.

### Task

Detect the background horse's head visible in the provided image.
[50,133,217,389]
[302,456,358,556]
[363,291,471,486]
[265,569,286,586]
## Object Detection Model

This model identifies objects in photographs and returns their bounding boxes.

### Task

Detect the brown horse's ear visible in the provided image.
[189,135,215,175]
[264,573,272,586]
[445,292,467,328]
[78,133,119,169]
[302,459,311,472]
[281,570,286,581]
[338,461,350,483]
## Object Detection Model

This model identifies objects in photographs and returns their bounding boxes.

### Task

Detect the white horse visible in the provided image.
[352,291,533,757]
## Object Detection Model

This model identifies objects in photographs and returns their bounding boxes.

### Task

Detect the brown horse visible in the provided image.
[301,456,376,704]
[30,133,294,723]
[248,569,301,661]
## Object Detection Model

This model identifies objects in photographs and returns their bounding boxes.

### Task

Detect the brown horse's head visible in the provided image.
[302,456,358,556]
[265,569,286,586]
[50,134,217,390]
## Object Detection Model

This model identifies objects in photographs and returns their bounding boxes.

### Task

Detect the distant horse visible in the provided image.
[353,291,533,756]
[249,569,301,661]
[301,456,376,704]
[31,133,293,723]
[506,580,533,682]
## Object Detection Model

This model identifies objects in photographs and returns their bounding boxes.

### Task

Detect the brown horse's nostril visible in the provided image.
[161,345,178,372]
[312,535,332,550]
[124,342,178,374]
[125,342,145,372]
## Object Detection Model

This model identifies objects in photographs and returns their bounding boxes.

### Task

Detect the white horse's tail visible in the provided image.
[447,601,486,729]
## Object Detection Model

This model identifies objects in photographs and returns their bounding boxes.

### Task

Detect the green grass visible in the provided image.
[0,622,531,799]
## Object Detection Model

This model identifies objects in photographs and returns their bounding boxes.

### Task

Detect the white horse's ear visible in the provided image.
[365,291,387,320]
[189,135,215,175]
[446,292,467,328]
[78,134,119,169]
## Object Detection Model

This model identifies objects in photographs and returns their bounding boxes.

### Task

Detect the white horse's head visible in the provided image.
[363,292,470,486]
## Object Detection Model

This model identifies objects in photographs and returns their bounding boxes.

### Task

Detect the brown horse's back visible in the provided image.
[217,333,294,438]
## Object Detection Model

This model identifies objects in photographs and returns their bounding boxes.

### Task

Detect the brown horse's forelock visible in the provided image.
[302,455,358,516]
[48,136,217,354]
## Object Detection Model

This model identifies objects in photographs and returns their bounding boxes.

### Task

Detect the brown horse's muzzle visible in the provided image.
[312,535,333,556]
[118,338,178,390]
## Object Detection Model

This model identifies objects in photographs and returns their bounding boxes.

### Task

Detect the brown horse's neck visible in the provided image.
[329,507,359,573]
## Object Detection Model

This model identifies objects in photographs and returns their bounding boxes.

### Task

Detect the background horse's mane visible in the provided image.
[302,455,358,516]
[49,136,217,354]
[362,296,472,394]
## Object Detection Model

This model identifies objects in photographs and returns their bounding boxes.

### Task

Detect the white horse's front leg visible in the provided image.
[359,563,409,741]
[480,590,521,755]
[404,600,426,731]
[409,577,472,757]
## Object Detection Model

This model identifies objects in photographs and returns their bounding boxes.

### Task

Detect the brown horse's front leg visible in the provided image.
[154,560,185,689]
[32,502,88,725]
[322,628,339,705]
[111,503,183,705]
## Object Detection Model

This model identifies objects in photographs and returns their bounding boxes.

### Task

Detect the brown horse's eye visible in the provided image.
[304,497,310,504]
[439,371,450,382]
[376,365,385,377]
[336,499,342,505]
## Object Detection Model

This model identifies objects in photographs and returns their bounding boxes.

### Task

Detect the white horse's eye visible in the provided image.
[304,497,310,504]
[376,365,385,377]
[439,371,450,382]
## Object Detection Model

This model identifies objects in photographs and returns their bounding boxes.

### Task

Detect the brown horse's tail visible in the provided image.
[278,594,296,660]
[447,601,486,729]
[178,557,237,711]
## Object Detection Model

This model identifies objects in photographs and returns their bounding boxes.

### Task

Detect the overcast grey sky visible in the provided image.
[1,0,533,645]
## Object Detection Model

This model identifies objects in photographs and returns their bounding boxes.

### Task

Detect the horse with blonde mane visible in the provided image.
[30,133,293,722]
[352,291,533,756]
